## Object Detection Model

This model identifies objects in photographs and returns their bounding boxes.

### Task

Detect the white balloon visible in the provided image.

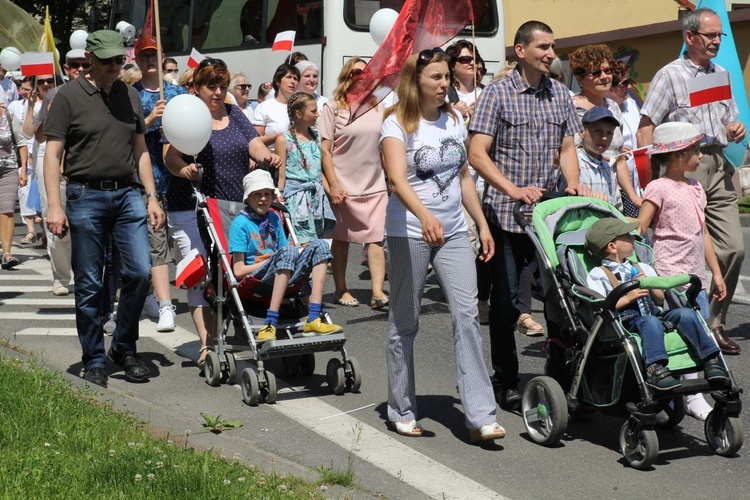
[369,9,399,46]
[0,47,21,71]
[162,94,213,156]
[70,30,89,50]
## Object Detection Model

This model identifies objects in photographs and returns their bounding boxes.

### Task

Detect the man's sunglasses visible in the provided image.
[418,47,446,64]
[96,55,126,66]
[588,67,613,78]
[37,77,56,85]
[67,61,91,70]
[455,55,474,65]
[164,68,179,73]
[236,83,252,90]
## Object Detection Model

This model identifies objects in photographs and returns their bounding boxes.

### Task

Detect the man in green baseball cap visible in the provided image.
[85,30,127,60]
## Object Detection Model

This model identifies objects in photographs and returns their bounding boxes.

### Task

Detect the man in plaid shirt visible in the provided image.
[637,8,745,355]
[469,20,594,409]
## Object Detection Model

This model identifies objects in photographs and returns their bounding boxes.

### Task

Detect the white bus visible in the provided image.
[110,0,505,97]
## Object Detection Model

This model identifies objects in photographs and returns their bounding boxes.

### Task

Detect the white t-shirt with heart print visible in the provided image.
[380,108,468,239]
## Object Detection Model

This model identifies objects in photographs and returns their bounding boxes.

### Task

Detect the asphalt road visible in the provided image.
[1,222,749,499]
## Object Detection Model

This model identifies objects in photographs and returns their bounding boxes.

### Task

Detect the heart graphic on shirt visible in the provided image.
[414,137,466,200]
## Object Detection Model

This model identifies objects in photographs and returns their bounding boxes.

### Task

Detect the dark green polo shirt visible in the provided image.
[44,76,146,180]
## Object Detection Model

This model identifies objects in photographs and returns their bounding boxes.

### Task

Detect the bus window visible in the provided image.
[343,0,496,36]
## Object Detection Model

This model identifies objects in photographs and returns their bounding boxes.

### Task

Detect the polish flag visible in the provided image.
[187,48,205,69]
[688,71,732,107]
[20,52,55,77]
[632,147,651,188]
[271,31,295,52]
[175,248,206,289]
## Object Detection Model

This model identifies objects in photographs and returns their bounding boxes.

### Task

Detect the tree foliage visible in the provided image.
[11,1,110,55]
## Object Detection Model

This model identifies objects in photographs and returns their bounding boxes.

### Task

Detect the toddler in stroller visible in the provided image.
[229,170,342,342]
[584,218,729,390]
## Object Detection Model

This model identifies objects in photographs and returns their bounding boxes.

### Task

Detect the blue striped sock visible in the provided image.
[265,310,279,327]
[308,303,321,323]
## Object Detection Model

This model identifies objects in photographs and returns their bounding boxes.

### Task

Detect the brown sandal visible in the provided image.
[516,313,545,336]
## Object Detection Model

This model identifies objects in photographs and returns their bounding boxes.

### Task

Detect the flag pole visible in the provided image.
[471,21,477,101]
[154,0,165,100]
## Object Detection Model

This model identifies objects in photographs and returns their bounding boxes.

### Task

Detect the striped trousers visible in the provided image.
[385,232,497,429]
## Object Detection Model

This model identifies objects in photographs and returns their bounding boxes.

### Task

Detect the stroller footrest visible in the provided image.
[258,333,346,359]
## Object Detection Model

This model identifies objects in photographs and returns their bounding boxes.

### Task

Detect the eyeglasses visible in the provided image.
[164,68,179,73]
[236,83,251,90]
[37,77,56,85]
[67,61,91,70]
[455,55,474,65]
[588,67,613,78]
[418,47,446,64]
[691,31,726,41]
[349,68,364,78]
[96,55,126,66]
[196,58,227,72]
[614,78,631,88]
[137,53,159,61]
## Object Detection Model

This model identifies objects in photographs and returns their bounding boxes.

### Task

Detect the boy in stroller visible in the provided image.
[229,170,342,342]
[584,218,728,391]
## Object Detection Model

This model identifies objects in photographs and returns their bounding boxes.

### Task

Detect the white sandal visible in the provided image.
[391,420,423,437]
[469,422,506,442]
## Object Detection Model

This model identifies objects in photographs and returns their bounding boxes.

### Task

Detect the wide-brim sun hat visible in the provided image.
[242,170,275,202]
[648,122,704,156]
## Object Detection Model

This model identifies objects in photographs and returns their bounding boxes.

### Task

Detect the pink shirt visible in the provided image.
[643,177,707,285]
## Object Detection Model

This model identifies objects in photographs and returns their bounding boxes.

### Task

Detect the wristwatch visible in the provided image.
[146,192,159,199]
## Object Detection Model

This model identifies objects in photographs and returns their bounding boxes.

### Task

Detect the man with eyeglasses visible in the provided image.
[133,34,186,332]
[638,7,745,356]
[43,30,165,388]
[469,20,595,411]
[64,49,91,81]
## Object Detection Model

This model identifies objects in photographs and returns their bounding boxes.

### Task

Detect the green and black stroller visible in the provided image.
[514,195,743,470]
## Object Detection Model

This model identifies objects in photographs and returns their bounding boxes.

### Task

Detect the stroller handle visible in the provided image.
[603,273,702,312]
[512,192,567,230]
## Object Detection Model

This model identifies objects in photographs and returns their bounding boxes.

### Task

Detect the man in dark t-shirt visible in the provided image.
[43,30,165,388]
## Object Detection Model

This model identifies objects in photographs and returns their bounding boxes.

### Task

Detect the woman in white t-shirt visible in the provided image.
[379,49,503,443]
[251,64,299,154]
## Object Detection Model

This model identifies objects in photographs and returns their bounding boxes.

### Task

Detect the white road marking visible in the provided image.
[0,286,54,293]
[0,298,76,306]
[0,274,58,281]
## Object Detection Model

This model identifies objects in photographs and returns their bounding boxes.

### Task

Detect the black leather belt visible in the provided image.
[68,179,135,191]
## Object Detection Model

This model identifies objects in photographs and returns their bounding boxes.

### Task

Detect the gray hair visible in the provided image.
[682,8,718,38]
[229,72,248,91]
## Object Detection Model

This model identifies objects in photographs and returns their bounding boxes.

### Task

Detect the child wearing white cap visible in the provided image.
[229,170,342,341]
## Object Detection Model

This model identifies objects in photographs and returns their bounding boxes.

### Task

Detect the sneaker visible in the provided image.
[103,314,117,336]
[52,280,69,296]
[703,358,730,382]
[107,347,150,383]
[303,318,343,336]
[83,367,108,388]
[645,363,681,391]
[257,324,276,342]
[156,304,176,332]
[142,293,160,319]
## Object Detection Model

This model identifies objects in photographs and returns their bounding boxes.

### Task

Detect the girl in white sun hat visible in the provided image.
[636,121,727,421]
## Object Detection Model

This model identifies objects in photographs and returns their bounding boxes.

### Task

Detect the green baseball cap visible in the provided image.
[584,218,639,257]
[86,30,126,59]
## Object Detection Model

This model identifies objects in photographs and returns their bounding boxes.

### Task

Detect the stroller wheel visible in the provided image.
[326,358,346,395]
[705,412,744,457]
[260,370,277,404]
[204,351,221,387]
[619,420,659,470]
[224,352,238,385]
[656,395,685,429]
[345,356,363,393]
[521,376,568,446]
[282,356,301,377]
[241,368,260,406]
[299,353,316,376]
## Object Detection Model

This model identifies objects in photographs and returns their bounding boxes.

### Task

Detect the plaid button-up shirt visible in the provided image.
[470,69,581,233]
[640,54,738,147]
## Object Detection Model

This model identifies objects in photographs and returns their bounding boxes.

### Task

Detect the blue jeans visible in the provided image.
[624,307,720,367]
[66,184,152,369]
[250,240,331,288]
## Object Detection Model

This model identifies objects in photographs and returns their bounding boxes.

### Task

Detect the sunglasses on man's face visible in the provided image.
[236,83,251,90]
[67,61,91,70]
[455,55,474,65]
[96,55,126,66]
[164,68,179,73]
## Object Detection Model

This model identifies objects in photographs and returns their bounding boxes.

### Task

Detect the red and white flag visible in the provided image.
[271,31,295,52]
[20,52,55,77]
[175,248,206,289]
[187,48,205,69]
[631,146,651,189]
[688,71,732,107]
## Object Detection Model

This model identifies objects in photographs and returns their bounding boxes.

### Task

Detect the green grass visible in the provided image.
[739,195,750,214]
[0,355,326,498]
